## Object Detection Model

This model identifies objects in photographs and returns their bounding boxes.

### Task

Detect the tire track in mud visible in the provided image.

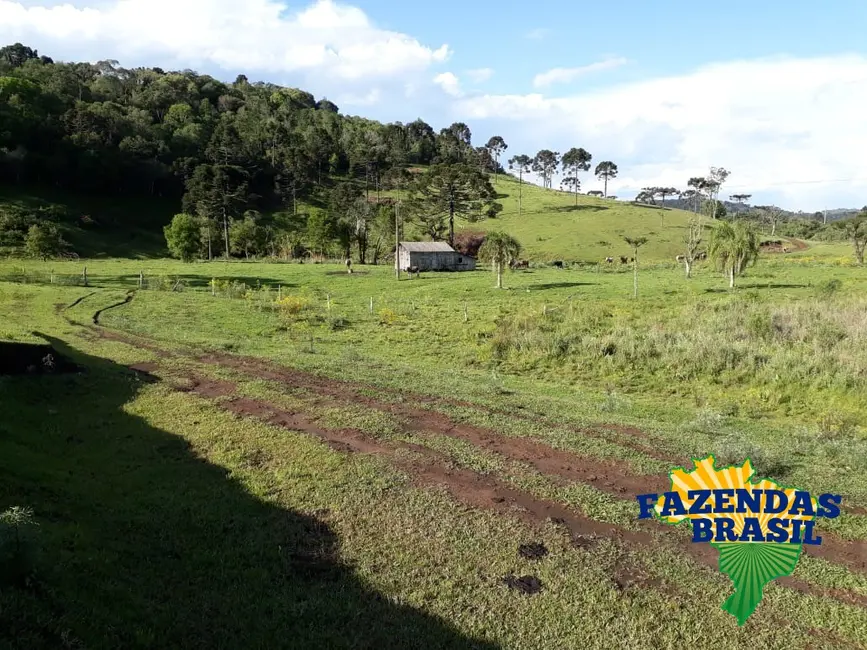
[82,307,867,583]
[166,371,867,613]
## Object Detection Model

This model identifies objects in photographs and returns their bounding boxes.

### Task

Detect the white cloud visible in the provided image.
[532,58,628,88]
[338,88,381,106]
[466,67,493,83]
[433,71,462,97]
[454,55,867,210]
[525,27,550,40]
[0,0,451,83]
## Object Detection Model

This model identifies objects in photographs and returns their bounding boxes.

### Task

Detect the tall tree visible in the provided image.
[436,122,472,164]
[560,148,591,202]
[708,220,760,288]
[639,187,658,205]
[478,231,521,289]
[623,236,649,299]
[730,194,752,211]
[485,136,507,184]
[835,214,867,265]
[683,216,703,279]
[657,186,677,207]
[407,164,501,247]
[508,154,533,217]
[594,161,617,198]
[686,177,707,213]
[532,149,560,189]
[755,205,784,236]
[706,167,730,219]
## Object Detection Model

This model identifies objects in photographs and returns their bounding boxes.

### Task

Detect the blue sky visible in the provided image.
[2,0,866,210]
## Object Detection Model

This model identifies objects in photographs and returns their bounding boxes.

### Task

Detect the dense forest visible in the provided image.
[0,42,509,261]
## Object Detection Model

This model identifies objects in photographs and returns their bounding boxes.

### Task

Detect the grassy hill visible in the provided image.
[458,175,699,263]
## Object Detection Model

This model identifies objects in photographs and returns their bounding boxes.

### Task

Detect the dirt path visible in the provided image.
[168,370,867,612]
[63,296,867,609]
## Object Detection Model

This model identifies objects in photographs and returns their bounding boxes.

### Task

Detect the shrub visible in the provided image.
[0,207,35,246]
[815,278,842,298]
[274,295,311,317]
[24,223,66,260]
[0,506,37,587]
[378,307,404,325]
[164,213,202,262]
[326,315,349,331]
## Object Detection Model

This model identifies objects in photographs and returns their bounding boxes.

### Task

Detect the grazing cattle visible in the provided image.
[407,265,420,278]
[345,258,353,274]
[510,259,530,269]
[605,257,614,264]
[675,255,685,263]
[619,256,628,264]
[782,247,789,253]
[552,260,564,268]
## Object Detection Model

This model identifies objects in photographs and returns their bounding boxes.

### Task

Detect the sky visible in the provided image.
[2,0,867,211]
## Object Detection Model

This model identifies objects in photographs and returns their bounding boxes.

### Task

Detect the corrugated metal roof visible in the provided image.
[399,241,456,253]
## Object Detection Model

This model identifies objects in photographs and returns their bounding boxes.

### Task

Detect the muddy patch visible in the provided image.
[518,542,549,560]
[502,574,543,595]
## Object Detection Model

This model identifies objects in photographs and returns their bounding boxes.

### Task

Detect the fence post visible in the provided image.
[369,296,373,314]
[139,270,144,288]
[327,293,331,311]
[50,269,54,285]
[211,278,216,296]
[463,302,468,323]
[83,266,88,287]
[278,285,282,300]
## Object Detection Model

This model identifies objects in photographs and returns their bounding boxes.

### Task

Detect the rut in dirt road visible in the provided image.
[92,313,867,583]
[158,368,867,614]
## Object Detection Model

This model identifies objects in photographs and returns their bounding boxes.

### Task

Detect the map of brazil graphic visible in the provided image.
[637,455,842,625]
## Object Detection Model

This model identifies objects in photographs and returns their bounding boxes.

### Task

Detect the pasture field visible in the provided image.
[2,254,866,649]
[458,175,699,262]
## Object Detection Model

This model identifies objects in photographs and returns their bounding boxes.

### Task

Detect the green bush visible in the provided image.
[24,223,66,260]
[0,507,37,587]
[815,278,842,298]
[164,213,202,262]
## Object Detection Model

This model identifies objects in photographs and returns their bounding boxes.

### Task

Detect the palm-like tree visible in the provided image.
[478,231,522,288]
[594,161,618,198]
[708,221,760,288]
[623,236,648,298]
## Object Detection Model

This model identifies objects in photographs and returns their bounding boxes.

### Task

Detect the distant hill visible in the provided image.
[658,198,863,223]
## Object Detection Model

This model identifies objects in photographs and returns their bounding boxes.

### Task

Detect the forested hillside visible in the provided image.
[0,42,512,260]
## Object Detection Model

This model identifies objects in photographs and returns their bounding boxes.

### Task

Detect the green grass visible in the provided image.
[456,175,701,262]
[2,256,867,648]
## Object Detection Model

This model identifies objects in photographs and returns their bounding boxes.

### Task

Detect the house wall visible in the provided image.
[395,246,476,271]
[398,250,476,271]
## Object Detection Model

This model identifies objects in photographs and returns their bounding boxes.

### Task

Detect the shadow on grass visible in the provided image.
[532,282,599,290]
[0,335,499,650]
[704,283,810,293]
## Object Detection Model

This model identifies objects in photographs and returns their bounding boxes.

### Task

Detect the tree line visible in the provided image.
[0,42,615,263]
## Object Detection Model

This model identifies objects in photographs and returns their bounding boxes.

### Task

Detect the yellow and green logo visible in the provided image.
[637,455,841,625]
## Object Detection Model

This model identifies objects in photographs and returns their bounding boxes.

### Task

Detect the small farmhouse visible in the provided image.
[396,242,476,272]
